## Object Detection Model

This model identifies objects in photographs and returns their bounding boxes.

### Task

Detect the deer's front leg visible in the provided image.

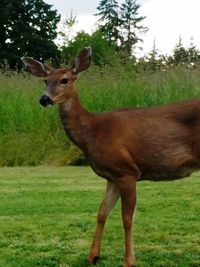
[118,175,137,267]
[88,181,119,264]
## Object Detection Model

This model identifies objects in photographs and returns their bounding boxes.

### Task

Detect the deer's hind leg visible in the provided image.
[88,180,119,264]
[117,175,137,267]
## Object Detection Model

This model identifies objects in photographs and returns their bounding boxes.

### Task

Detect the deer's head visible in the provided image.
[22,47,92,107]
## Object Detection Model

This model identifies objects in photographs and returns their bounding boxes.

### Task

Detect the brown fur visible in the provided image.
[59,97,200,182]
[22,48,199,267]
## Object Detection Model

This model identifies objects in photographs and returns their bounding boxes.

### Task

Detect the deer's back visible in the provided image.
[85,99,200,181]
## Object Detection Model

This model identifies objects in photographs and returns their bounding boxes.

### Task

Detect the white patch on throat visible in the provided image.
[63,98,73,112]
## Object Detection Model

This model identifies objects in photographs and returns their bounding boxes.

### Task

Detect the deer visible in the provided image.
[22,47,200,267]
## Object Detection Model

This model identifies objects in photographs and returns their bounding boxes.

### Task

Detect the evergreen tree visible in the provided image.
[173,37,188,65]
[146,39,167,71]
[120,0,147,55]
[187,38,200,65]
[95,0,120,47]
[172,37,200,67]
[0,0,60,69]
[147,39,159,71]
[57,10,77,47]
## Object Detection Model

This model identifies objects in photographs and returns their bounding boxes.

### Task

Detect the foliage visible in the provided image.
[57,10,77,47]
[0,166,199,267]
[137,38,200,72]
[120,0,148,55]
[171,37,200,66]
[137,39,167,72]
[0,0,61,69]
[95,0,120,47]
[60,0,147,66]
[61,30,117,67]
[95,0,147,55]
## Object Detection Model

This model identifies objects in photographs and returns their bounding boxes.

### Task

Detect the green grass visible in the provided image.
[1,66,200,166]
[0,167,199,267]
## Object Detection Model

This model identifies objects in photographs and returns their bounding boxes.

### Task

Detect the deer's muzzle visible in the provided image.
[39,95,53,107]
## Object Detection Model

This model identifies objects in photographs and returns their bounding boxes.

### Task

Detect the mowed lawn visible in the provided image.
[0,167,199,267]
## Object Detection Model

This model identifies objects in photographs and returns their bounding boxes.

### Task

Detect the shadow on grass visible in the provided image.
[73,254,122,267]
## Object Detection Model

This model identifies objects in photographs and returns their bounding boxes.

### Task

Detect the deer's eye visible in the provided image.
[61,78,68,84]
[44,80,47,85]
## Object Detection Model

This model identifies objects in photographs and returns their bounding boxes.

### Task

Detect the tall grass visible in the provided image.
[1,66,200,166]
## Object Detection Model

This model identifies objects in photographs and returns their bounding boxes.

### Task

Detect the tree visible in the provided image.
[57,10,77,47]
[61,31,91,65]
[95,0,147,55]
[120,0,147,55]
[95,0,120,47]
[172,37,188,65]
[187,38,200,65]
[0,0,61,69]
[171,37,200,68]
[145,38,167,72]
[61,30,117,67]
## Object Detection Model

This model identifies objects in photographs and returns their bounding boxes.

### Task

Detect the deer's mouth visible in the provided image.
[39,95,53,107]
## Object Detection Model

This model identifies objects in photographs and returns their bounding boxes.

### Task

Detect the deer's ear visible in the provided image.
[72,47,92,74]
[21,57,49,77]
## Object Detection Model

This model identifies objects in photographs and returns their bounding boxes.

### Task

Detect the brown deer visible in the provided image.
[22,47,200,267]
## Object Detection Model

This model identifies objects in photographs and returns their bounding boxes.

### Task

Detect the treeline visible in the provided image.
[1,0,200,72]
[137,38,200,72]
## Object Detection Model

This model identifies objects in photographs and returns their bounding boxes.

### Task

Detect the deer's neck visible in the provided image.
[58,90,91,151]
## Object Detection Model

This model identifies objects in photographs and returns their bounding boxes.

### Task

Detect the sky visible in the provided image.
[45,0,200,57]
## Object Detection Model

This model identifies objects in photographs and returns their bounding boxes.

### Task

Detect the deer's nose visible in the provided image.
[39,95,53,107]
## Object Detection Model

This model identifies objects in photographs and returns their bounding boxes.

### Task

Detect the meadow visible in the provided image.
[0,166,199,267]
[1,65,200,166]
[0,65,200,267]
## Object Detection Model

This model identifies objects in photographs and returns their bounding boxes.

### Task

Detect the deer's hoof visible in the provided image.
[88,255,100,265]
[93,256,100,265]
